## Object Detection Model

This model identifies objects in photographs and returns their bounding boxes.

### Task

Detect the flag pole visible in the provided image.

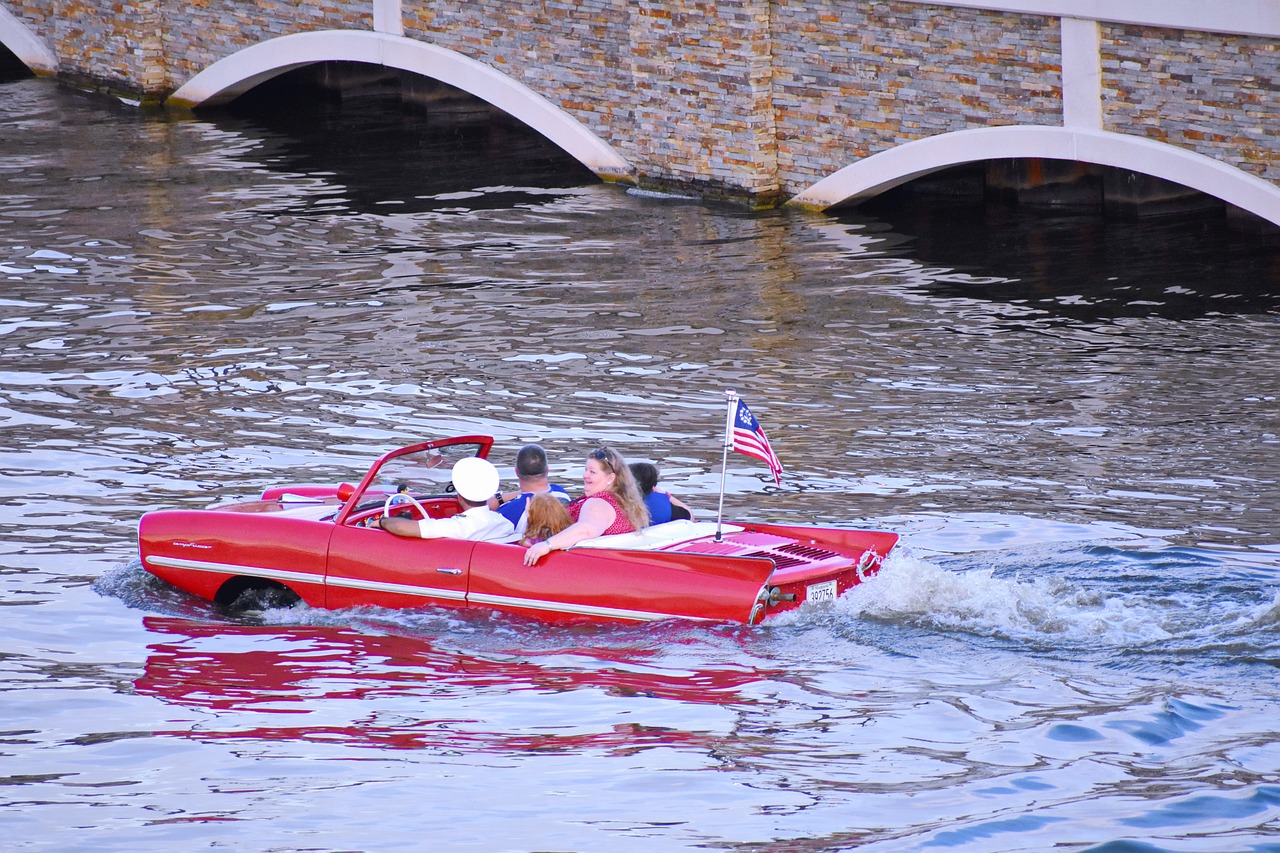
[715,388,737,542]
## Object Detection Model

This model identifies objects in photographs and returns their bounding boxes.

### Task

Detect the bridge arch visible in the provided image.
[167,29,632,183]
[790,126,1280,228]
[0,6,57,75]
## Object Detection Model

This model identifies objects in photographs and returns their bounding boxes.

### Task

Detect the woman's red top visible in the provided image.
[567,490,636,535]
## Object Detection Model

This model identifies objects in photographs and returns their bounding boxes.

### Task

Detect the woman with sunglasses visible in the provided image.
[522,446,649,565]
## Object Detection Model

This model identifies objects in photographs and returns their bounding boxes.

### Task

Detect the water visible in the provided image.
[2,74,1279,851]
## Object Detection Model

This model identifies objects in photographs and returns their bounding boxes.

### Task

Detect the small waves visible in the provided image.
[11,73,1280,853]
[93,557,215,620]
[828,545,1280,669]
[835,548,1178,645]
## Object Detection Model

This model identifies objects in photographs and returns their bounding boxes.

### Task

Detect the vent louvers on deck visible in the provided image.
[672,537,843,570]
[742,550,808,570]
[775,543,840,561]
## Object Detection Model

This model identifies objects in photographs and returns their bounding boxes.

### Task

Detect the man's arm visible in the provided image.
[380,512,472,540]
[487,490,519,511]
[378,515,422,538]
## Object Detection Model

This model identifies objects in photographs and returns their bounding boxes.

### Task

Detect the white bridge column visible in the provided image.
[372,0,403,37]
[1060,17,1102,129]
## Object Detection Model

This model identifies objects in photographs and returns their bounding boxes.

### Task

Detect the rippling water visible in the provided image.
[3,74,1279,852]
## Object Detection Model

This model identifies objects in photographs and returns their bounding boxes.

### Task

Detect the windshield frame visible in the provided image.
[333,435,494,525]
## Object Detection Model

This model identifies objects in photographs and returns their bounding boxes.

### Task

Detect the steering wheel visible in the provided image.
[383,492,427,519]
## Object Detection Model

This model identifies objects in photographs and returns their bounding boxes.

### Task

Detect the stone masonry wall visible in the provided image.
[4,1,368,98]
[405,0,1063,201]
[624,0,778,199]
[770,1,1062,197]
[159,0,368,87]
[402,0,635,178]
[6,0,167,93]
[405,0,780,200]
[1,0,1275,202]
[1103,26,1280,184]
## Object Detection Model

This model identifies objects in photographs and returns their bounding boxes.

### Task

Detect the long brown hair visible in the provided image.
[588,446,650,530]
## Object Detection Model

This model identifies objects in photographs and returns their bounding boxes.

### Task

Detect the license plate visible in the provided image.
[806,579,838,604]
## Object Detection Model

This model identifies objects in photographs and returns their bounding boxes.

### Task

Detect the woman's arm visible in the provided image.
[522,497,617,565]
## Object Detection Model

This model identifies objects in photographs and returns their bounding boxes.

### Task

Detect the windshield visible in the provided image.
[373,441,488,496]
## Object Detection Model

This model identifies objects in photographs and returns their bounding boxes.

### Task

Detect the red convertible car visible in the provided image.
[138,435,899,625]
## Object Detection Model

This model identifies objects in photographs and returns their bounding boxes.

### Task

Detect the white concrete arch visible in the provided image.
[0,7,58,75]
[790,125,1280,227]
[168,29,632,182]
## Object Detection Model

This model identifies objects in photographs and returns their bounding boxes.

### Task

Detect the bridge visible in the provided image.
[2,0,1278,225]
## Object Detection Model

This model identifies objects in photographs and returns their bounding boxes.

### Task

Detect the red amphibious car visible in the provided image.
[138,435,899,625]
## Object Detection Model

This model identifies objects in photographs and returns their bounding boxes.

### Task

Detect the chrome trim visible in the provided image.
[467,592,715,623]
[145,555,324,586]
[147,555,738,619]
[145,554,465,601]
[326,575,466,601]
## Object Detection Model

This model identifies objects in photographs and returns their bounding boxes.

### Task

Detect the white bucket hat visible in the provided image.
[451,456,500,503]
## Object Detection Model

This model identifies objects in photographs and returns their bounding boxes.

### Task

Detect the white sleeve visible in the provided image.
[416,515,465,539]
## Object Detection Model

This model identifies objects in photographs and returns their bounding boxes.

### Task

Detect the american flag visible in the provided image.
[730,397,783,485]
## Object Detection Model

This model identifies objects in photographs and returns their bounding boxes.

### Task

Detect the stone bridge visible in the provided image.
[2,0,1278,224]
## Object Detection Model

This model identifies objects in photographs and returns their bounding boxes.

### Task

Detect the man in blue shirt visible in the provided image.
[630,461,693,525]
[492,443,570,536]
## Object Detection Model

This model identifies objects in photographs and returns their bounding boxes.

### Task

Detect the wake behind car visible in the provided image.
[138,435,899,625]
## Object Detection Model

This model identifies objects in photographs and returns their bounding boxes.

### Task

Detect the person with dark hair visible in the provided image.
[522,446,649,565]
[630,461,693,525]
[490,443,570,536]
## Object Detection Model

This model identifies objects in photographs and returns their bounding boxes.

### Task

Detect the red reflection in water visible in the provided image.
[136,616,775,754]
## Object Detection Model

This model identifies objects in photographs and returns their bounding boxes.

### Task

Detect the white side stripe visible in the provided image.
[325,575,466,601]
[145,555,325,586]
[467,592,715,623]
[146,555,725,619]
[144,555,465,601]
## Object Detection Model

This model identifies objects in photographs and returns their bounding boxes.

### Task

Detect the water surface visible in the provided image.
[1,76,1278,852]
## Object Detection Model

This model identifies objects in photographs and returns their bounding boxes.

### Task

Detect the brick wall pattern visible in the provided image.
[1103,25,1279,184]
[2,1,1276,201]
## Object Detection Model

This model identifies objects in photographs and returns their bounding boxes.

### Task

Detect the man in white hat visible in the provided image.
[378,456,516,542]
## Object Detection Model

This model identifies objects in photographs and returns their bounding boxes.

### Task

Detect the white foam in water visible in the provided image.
[833,548,1179,646]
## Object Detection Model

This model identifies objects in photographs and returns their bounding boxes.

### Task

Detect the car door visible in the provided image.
[466,540,775,624]
[325,520,476,611]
